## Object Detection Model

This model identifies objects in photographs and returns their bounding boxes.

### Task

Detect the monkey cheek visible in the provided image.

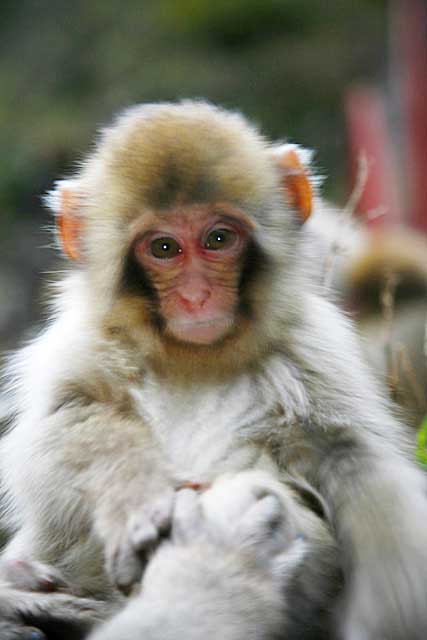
[166,316,234,345]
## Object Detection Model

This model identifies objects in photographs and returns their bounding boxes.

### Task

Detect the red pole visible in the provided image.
[393,0,427,232]
[345,86,402,229]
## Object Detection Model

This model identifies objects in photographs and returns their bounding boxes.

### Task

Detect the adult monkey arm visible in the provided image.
[281,292,427,639]
[0,101,426,639]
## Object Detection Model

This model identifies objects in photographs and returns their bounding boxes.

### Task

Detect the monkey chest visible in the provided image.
[130,377,276,482]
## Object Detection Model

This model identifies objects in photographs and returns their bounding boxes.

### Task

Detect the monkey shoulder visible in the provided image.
[288,293,372,384]
[282,292,410,445]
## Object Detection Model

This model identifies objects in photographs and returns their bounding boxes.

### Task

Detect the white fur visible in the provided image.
[1,102,427,640]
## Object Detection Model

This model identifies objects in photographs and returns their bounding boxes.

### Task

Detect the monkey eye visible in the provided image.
[150,237,183,259]
[204,228,237,251]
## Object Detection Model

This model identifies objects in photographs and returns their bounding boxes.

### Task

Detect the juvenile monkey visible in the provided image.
[1,101,427,639]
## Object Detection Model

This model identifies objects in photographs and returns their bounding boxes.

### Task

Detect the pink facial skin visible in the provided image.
[134,208,250,345]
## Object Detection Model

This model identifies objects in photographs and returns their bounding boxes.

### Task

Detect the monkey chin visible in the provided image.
[166,315,234,346]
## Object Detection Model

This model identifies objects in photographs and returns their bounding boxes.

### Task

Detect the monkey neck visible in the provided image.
[102,316,273,385]
[147,339,269,384]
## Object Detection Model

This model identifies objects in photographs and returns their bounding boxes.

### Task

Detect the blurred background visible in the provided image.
[0,1,426,429]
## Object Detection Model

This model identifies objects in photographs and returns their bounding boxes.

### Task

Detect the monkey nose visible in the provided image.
[178,287,211,311]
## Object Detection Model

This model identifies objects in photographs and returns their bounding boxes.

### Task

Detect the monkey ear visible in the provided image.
[46,180,83,260]
[272,144,314,223]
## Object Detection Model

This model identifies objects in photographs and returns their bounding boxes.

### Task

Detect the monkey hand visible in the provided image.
[104,487,175,596]
[0,558,69,594]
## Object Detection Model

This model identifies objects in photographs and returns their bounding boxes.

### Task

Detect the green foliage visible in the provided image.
[0,0,388,220]
[416,416,427,469]
[159,0,318,48]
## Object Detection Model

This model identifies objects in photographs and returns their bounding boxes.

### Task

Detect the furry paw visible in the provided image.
[105,488,175,595]
[173,471,308,571]
[0,558,68,593]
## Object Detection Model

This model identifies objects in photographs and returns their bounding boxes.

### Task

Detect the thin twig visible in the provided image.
[322,152,369,289]
[396,343,425,410]
[380,270,400,402]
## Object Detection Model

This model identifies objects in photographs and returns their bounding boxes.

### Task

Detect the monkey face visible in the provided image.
[131,205,252,345]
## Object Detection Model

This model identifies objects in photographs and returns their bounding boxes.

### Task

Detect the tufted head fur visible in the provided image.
[45,101,317,379]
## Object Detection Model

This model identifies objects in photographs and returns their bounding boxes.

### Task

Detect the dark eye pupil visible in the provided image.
[205,228,235,250]
[150,237,181,259]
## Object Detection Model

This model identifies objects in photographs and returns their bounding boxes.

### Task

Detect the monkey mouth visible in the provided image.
[167,315,234,345]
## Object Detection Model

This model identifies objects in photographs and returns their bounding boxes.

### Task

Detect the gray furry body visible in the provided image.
[0,101,426,639]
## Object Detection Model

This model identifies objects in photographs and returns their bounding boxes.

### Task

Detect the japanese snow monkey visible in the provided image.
[0,101,426,640]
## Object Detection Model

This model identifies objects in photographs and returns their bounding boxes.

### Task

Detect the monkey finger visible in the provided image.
[105,535,146,596]
[234,494,284,548]
[145,488,175,535]
[272,537,309,581]
[172,488,204,544]
[128,515,158,551]
[128,489,175,554]
[129,489,175,552]
[109,490,177,594]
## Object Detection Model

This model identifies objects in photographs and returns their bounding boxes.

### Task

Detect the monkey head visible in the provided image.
[47,102,315,374]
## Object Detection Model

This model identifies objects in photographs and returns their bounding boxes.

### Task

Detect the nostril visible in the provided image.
[199,289,211,307]
[178,296,194,313]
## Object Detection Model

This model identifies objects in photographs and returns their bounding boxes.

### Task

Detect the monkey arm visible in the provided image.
[287,293,427,639]
[0,396,174,595]
[313,440,427,639]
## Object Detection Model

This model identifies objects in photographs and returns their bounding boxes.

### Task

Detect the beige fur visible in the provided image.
[1,101,427,639]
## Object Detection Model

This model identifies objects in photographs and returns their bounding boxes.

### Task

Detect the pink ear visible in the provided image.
[47,181,83,260]
[273,145,313,223]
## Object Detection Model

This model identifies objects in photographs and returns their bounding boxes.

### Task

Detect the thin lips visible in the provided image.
[171,316,232,329]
